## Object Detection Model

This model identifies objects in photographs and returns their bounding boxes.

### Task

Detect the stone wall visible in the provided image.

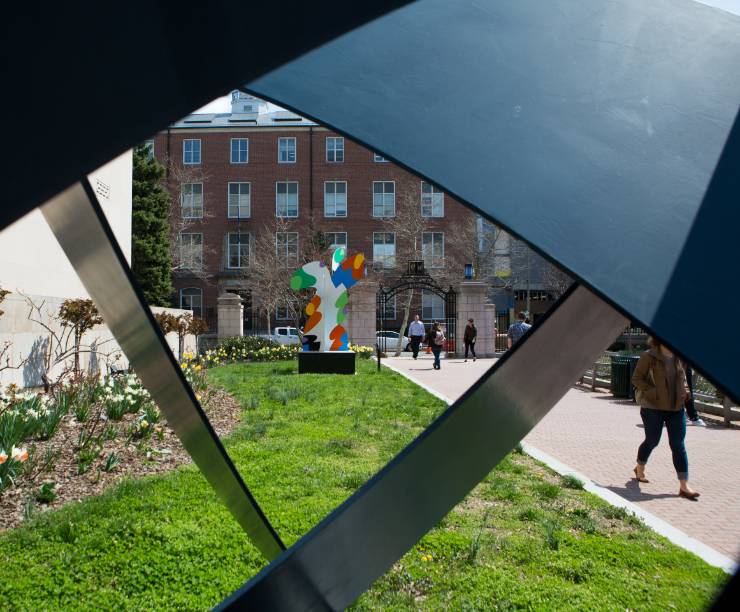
[0,292,196,388]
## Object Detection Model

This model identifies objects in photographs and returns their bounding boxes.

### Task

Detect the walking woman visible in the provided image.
[463,318,477,362]
[430,322,445,370]
[631,337,699,499]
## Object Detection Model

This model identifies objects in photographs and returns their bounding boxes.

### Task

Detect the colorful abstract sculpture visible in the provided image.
[290,248,365,351]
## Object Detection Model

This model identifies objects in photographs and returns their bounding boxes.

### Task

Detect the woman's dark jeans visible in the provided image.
[464,341,476,359]
[637,408,688,480]
[431,345,441,369]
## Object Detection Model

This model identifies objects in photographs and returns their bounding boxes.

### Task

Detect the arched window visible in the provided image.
[180,287,202,318]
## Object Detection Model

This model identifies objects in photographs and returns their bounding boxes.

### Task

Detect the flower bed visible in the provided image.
[193,337,375,369]
[0,370,242,530]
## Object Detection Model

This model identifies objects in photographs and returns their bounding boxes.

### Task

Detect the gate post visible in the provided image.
[456,281,493,357]
[345,279,378,348]
[217,292,243,339]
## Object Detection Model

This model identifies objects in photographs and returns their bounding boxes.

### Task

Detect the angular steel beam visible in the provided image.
[41,180,285,560]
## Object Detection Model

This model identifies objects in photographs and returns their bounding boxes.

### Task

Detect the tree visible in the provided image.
[132,145,173,305]
[58,299,104,376]
[161,152,214,281]
[378,187,431,355]
[154,311,208,361]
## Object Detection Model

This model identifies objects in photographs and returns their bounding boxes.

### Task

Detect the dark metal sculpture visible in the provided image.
[2,0,738,609]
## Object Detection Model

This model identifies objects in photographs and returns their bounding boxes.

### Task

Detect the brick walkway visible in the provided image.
[384,354,740,562]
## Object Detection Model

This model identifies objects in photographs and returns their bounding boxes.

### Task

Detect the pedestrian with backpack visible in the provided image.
[431,322,445,370]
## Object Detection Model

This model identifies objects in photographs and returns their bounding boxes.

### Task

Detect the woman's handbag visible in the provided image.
[634,367,655,407]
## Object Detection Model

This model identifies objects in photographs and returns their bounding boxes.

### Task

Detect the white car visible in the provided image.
[258,326,301,345]
[376,330,410,352]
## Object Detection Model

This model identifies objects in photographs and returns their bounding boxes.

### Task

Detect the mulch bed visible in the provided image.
[0,388,243,531]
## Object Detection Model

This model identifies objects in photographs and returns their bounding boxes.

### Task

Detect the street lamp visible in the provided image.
[464,263,474,280]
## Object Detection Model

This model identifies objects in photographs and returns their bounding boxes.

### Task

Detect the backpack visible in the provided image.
[434,330,446,346]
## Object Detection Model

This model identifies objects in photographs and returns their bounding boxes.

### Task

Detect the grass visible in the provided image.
[0,361,728,610]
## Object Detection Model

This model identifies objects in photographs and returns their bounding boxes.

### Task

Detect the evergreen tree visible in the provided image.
[131,145,173,306]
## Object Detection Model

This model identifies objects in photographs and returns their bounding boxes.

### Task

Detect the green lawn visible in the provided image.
[0,361,728,610]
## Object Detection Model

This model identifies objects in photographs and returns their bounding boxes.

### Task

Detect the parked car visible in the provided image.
[257,326,301,345]
[376,330,410,352]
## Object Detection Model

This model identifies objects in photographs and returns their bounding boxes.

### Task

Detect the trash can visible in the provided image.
[610,356,631,398]
[627,355,640,400]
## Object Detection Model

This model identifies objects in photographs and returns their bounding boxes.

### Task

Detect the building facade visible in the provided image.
[152,93,498,333]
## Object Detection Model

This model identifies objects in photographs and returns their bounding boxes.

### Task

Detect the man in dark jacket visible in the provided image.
[463,318,477,362]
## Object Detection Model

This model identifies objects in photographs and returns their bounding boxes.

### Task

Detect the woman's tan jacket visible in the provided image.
[631,349,689,411]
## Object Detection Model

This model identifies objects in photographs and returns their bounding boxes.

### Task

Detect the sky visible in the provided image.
[193,0,740,116]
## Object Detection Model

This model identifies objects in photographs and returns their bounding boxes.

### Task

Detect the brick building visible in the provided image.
[150,92,502,333]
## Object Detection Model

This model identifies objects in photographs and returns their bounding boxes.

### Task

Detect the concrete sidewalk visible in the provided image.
[383,354,740,563]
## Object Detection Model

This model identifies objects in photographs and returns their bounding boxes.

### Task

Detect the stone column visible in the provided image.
[345,279,378,348]
[217,292,243,339]
[456,281,495,357]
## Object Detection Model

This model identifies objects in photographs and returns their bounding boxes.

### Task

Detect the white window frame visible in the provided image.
[324,181,347,217]
[422,290,445,321]
[275,181,299,218]
[227,182,251,218]
[422,232,445,268]
[325,232,347,252]
[226,232,251,269]
[179,233,203,270]
[143,139,155,161]
[373,232,396,269]
[181,183,203,219]
[180,288,203,318]
[373,153,388,163]
[230,138,249,164]
[183,139,201,165]
[278,137,297,163]
[421,181,444,218]
[276,303,292,320]
[372,181,395,217]
[275,232,299,267]
[326,137,344,163]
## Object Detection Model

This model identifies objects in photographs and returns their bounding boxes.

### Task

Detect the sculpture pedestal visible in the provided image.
[298,351,356,374]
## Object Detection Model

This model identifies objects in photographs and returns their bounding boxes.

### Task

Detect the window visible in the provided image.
[179,233,203,269]
[228,182,251,218]
[276,303,292,320]
[183,139,201,164]
[325,232,347,252]
[227,233,250,268]
[181,183,203,218]
[276,182,299,217]
[372,181,395,217]
[180,288,203,318]
[373,232,396,268]
[421,181,444,217]
[422,232,444,268]
[374,153,388,162]
[278,137,296,163]
[324,181,347,217]
[230,138,248,163]
[326,137,344,162]
[380,296,396,320]
[276,232,299,267]
[422,290,445,321]
[143,139,155,161]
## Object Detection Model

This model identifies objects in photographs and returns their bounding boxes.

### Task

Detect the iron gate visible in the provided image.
[376,261,457,355]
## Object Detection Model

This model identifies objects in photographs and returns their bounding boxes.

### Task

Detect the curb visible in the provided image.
[377,358,737,575]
